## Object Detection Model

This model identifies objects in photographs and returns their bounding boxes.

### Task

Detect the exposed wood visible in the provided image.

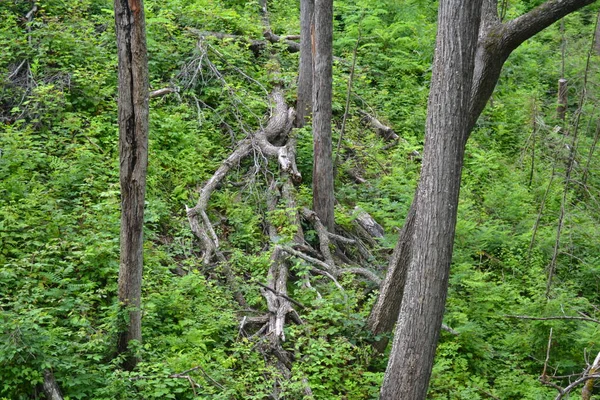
[340,267,381,286]
[441,324,459,335]
[263,31,300,53]
[358,110,399,141]
[581,351,600,400]
[186,88,298,265]
[353,206,384,238]
[149,87,176,98]
[555,374,600,400]
[42,370,63,400]
[301,207,336,269]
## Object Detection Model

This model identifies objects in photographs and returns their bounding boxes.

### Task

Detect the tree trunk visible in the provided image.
[366,197,416,349]
[369,0,596,360]
[296,0,314,127]
[312,0,335,231]
[557,78,568,121]
[114,0,149,371]
[595,11,600,55]
[379,2,482,398]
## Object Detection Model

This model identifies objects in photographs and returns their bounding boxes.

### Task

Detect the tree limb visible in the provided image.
[503,0,597,54]
[149,87,176,98]
[255,279,306,309]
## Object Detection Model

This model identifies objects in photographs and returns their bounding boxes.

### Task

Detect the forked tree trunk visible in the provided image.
[296,0,314,127]
[369,0,596,346]
[312,0,335,231]
[377,0,596,397]
[114,0,149,371]
[379,2,482,397]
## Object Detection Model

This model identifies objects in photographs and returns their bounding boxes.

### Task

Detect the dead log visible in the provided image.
[353,206,384,238]
[357,110,420,157]
[186,88,299,265]
[358,110,399,141]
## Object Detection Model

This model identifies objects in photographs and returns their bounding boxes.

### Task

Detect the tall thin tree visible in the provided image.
[114,0,149,371]
[296,0,314,128]
[378,0,597,397]
[312,0,335,231]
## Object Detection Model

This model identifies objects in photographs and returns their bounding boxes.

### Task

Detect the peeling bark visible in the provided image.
[114,0,149,371]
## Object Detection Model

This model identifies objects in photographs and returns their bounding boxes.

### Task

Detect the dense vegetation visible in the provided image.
[2,0,600,398]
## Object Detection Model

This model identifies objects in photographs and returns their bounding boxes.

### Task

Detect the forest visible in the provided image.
[2,0,600,398]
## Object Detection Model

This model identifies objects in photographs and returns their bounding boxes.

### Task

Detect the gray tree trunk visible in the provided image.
[312,0,335,231]
[114,0,149,371]
[369,0,596,355]
[296,0,314,127]
[379,2,483,397]
[366,198,415,349]
[378,0,596,397]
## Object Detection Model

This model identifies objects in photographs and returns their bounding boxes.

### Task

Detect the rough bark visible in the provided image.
[312,0,335,231]
[369,0,596,346]
[367,200,416,350]
[468,0,596,131]
[296,0,314,127]
[596,11,600,55]
[377,0,596,398]
[380,1,483,398]
[114,0,149,371]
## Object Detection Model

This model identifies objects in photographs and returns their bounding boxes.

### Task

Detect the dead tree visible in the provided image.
[114,0,149,371]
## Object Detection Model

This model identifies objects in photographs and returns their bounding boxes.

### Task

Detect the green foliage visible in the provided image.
[2,0,600,398]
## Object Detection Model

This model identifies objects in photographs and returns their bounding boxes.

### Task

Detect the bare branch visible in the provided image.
[149,87,176,98]
[255,280,306,309]
[357,110,400,142]
[263,31,300,52]
[554,374,600,400]
[281,245,336,275]
[300,208,337,270]
[441,323,459,336]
